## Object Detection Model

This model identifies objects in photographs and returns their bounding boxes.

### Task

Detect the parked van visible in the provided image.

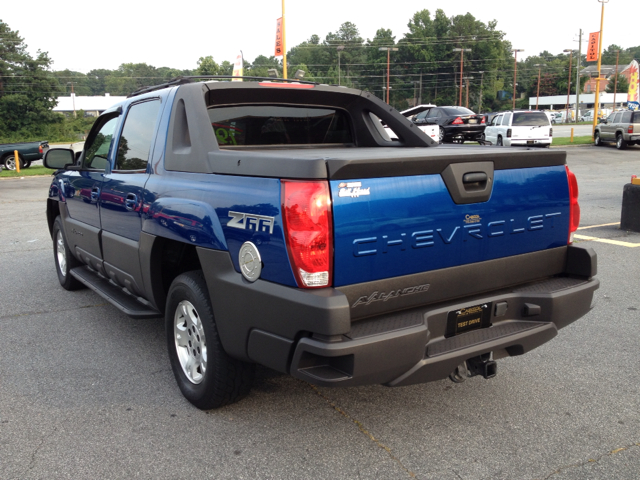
[482,110,552,147]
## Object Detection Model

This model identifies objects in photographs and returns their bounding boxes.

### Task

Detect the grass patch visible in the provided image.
[0,165,56,178]
[551,135,593,146]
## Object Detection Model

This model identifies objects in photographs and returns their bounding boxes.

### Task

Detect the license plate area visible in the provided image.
[527,140,534,145]
[445,302,492,338]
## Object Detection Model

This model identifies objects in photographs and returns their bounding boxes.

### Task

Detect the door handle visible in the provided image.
[91,186,100,202]
[125,193,138,211]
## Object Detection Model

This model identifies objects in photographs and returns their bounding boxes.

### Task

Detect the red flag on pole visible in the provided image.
[587,32,599,62]
[275,18,283,57]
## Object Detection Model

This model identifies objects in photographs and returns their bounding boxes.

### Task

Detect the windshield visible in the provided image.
[513,112,550,126]
[208,106,353,146]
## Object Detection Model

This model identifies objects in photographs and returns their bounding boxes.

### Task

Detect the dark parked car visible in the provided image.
[412,106,485,143]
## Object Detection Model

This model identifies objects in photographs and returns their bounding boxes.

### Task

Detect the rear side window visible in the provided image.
[115,100,161,171]
[503,113,512,125]
[208,106,353,146]
[621,112,632,123]
[633,112,640,123]
[512,112,549,126]
[611,112,622,123]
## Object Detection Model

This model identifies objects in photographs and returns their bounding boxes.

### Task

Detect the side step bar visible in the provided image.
[70,266,161,319]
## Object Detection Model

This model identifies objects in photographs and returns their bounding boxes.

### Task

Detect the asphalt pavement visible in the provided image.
[1,145,639,479]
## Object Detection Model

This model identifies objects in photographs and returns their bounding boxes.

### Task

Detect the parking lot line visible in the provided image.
[574,234,640,248]
[577,222,620,230]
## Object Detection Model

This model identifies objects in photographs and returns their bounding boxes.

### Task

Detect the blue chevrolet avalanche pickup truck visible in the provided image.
[44,77,598,409]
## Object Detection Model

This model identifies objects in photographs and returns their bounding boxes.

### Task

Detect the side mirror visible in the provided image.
[44,148,75,170]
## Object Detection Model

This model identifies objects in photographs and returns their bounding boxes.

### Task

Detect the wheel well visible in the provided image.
[46,200,60,237]
[149,237,203,313]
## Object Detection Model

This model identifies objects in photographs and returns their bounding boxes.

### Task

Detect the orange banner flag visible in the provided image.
[587,32,599,62]
[275,18,283,57]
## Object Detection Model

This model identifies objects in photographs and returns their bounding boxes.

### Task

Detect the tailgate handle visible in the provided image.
[463,172,487,184]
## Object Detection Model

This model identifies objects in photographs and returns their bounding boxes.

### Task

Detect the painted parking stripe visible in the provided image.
[574,234,640,248]
[577,222,620,230]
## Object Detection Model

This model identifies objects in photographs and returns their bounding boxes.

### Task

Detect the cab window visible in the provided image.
[115,100,161,171]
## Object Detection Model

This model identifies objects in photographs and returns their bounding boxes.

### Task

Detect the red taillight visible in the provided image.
[566,166,580,244]
[282,180,332,288]
[629,125,634,134]
[452,117,464,125]
[481,116,486,124]
[507,128,512,138]
[39,145,43,154]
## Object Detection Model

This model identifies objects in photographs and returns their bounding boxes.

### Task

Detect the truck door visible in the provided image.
[99,98,163,297]
[63,114,120,273]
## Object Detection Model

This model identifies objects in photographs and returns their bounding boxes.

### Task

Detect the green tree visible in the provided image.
[606,73,629,94]
[0,20,60,140]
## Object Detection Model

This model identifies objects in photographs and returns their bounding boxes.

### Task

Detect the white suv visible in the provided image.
[483,111,552,147]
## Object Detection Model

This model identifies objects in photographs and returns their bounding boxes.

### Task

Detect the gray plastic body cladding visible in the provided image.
[289,275,598,387]
[339,247,570,321]
[196,248,351,361]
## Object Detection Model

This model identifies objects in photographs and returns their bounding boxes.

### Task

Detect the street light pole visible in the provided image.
[478,71,484,113]
[512,49,524,110]
[453,48,471,106]
[534,64,546,110]
[379,47,398,104]
[563,49,573,123]
[337,45,345,86]
[592,0,609,137]
[613,49,620,110]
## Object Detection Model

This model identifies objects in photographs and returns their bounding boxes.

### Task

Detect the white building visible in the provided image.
[528,92,629,112]
[53,93,127,117]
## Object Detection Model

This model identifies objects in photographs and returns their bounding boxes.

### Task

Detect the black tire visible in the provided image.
[22,160,31,168]
[52,216,84,290]
[166,271,255,409]
[438,127,445,143]
[497,136,503,146]
[616,134,627,150]
[594,132,602,146]
[2,154,23,171]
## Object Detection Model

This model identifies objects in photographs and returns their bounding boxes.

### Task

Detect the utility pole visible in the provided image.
[478,71,484,113]
[453,48,471,106]
[534,64,546,110]
[576,29,583,123]
[592,0,609,137]
[563,49,573,123]
[613,49,620,110]
[378,47,398,104]
[281,0,287,79]
[337,45,345,86]
[464,76,474,108]
[419,72,422,105]
[512,49,524,110]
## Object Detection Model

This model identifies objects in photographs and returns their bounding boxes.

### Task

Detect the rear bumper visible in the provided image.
[508,138,552,147]
[198,245,598,388]
[289,275,597,387]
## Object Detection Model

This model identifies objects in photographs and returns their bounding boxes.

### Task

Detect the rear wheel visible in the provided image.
[52,216,84,290]
[166,271,255,409]
[22,161,31,168]
[438,127,445,143]
[594,132,602,146]
[616,134,627,150]
[497,136,503,146]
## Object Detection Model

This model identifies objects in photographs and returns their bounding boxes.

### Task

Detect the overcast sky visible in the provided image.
[2,0,637,74]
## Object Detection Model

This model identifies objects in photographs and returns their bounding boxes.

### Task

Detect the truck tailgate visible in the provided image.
[331,164,570,286]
